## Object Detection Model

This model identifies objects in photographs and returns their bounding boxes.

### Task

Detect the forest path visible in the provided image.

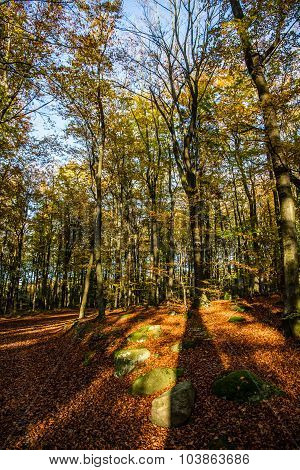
[0,300,299,450]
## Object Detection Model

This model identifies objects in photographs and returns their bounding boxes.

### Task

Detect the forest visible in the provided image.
[0,0,299,452]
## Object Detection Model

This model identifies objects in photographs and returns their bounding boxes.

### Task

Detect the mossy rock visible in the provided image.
[114,348,150,377]
[127,324,162,343]
[170,342,182,353]
[228,316,246,323]
[150,381,195,427]
[131,367,184,396]
[168,310,180,316]
[224,292,232,301]
[120,313,135,320]
[212,369,284,402]
[233,304,245,313]
[199,292,210,308]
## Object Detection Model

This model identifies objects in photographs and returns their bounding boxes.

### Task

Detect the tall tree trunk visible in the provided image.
[94,141,105,319]
[79,251,94,319]
[150,194,159,305]
[166,166,175,300]
[188,192,203,307]
[229,0,300,313]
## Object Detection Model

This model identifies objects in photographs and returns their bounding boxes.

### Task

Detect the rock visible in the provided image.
[199,292,210,308]
[150,381,195,427]
[228,316,246,323]
[170,342,182,353]
[169,310,181,316]
[120,313,135,320]
[127,324,162,343]
[212,369,284,402]
[131,367,184,395]
[233,304,245,313]
[114,348,150,377]
[223,292,232,300]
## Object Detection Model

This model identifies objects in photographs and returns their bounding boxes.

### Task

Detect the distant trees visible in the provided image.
[0,0,298,319]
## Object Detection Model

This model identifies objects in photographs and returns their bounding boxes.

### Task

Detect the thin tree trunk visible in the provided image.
[79,251,94,319]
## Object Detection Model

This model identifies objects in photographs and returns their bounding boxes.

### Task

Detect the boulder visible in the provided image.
[233,304,245,313]
[169,310,181,316]
[212,369,283,402]
[170,342,182,353]
[150,381,195,427]
[127,324,162,343]
[199,292,210,308]
[228,316,246,323]
[223,292,232,300]
[131,367,184,395]
[114,348,150,377]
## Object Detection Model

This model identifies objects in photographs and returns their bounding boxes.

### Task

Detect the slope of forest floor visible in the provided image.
[0,297,299,450]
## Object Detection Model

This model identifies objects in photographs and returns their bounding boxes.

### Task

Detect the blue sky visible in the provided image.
[30,0,143,154]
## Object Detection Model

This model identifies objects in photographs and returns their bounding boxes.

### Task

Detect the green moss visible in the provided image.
[212,369,284,402]
[114,348,150,377]
[224,292,232,300]
[233,304,245,313]
[199,292,210,308]
[170,342,182,353]
[120,313,135,320]
[228,316,246,323]
[127,325,162,343]
[131,367,184,396]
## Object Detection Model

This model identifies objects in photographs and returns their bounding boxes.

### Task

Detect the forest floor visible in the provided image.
[0,297,299,450]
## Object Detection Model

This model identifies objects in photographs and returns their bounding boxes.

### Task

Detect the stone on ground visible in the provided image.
[169,310,181,316]
[170,342,182,352]
[212,369,283,402]
[199,293,210,308]
[114,348,150,377]
[150,381,196,427]
[228,316,246,323]
[223,292,232,300]
[127,325,162,343]
[131,367,184,395]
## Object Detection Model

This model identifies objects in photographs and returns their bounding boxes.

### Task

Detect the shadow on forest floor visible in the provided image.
[0,297,299,450]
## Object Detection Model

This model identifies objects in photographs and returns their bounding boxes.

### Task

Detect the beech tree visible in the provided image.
[228,0,300,315]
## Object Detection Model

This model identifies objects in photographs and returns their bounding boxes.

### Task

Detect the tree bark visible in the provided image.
[229,0,300,313]
[79,251,94,319]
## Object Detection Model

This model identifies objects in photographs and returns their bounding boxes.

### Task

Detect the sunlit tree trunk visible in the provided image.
[229,0,300,314]
[79,251,94,319]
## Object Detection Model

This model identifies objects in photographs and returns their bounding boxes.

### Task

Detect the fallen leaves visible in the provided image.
[0,298,299,450]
